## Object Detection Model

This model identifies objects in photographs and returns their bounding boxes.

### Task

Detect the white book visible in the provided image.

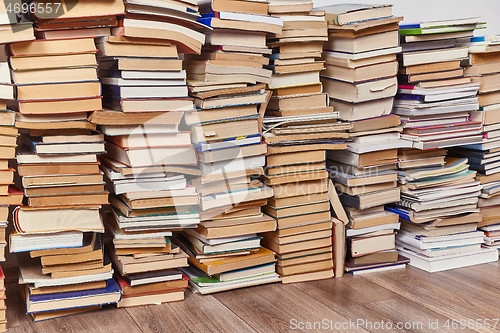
[101,70,186,80]
[346,222,401,237]
[396,230,485,250]
[397,246,498,273]
[100,77,186,86]
[105,85,188,98]
[350,263,407,275]
[200,154,265,174]
[396,241,482,258]
[347,140,413,154]
[10,231,83,253]
[195,136,261,152]
[215,11,283,26]
[97,124,179,136]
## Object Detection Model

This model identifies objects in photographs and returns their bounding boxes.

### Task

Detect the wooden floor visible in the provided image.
[6,261,500,333]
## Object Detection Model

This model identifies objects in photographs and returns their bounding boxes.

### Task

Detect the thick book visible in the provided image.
[26,278,121,313]
[315,4,392,25]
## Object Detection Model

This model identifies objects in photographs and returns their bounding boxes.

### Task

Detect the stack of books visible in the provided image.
[105,212,190,307]
[327,116,410,274]
[388,156,498,272]
[395,17,486,149]
[178,224,281,294]
[260,115,349,283]
[259,3,348,284]
[93,0,209,305]
[452,35,500,248]
[6,1,125,320]
[28,0,123,39]
[317,4,402,121]
[174,0,283,292]
[0,266,5,331]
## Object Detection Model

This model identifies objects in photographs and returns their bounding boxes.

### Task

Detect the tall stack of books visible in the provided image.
[451,35,500,248]
[260,5,347,283]
[388,155,498,272]
[317,4,410,274]
[327,116,411,274]
[9,33,120,320]
[93,0,208,305]
[7,0,125,320]
[176,0,284,293]
[395,17,486,149]
[317,4,402,121]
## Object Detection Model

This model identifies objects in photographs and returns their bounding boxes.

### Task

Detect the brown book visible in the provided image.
[50,263,112,279]
[119,195,198,210]
[111,250,188,275]
[17,81,101,100]
[470,108,500,126]
[277,259,333,276]
[12,67,97,85]
[271,61,325,74]
[276,221,332,237]
[272,83,323,97]
[18,162,101,177]
[467,53,500,65]
[8,38,97,56]
[189,247,275,275]
[267,93,328,111]
[262,170,329,186]
[268,192,328,208]
[29,281,107,295]
[98,57,182,71]
[464,62,500,76]
[348,249,399,266]
[96,39,178,58]
[22,173,102,188]
[42,260,103,275]
[196,215,277,239]
[328,20,400,37]
[332,218,345,278]
[278,252,332,267]
[9,53,97,70]
[266,106,334,117]
[471,73,500,93]
[400,60,462,75]
[325,30,399,54]
[339,187,400,210]
[400,68,463,83]
[120,278,188,297]
[323,76,397,103]
[263,201,330,219]
[329,96,394,121]
[266,162,326,177]
[9,97,102,115]
[478,90,500,106]
[262,236,332,254]
[266,150,325,167]
[327,148,398,167]
[273,179,327,199]
[349,233,396,257]
[88,109,184,125]
[262,229,332,245]
[270,41,323,54]
[335,181,397,196]
[323,60,398,83]
[41,246,103,266]
[28,192,109,207]
[24,184,106,197]
[276,246,332,261]
[347,211,400,229]
[280,269,333,284]
[275,211,332,229]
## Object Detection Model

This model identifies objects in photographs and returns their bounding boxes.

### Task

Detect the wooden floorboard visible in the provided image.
[362,265,500,333]
[4,264,500,333]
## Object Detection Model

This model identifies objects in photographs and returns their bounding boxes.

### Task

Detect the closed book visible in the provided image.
[315,4,392,25]
[323,76,397,103]
[26,278,121,313]
[349,233,396,257]
[196,215,276,239]
[188,247,276,275]
[325,30,399,54]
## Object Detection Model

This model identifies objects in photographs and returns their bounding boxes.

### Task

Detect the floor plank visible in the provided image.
[437,262,500,294]
[362,266,500,333]
[213,282,371,333]
[125,290,257,333]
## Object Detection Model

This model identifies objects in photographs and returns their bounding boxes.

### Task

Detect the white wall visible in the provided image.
[313,0,500,36]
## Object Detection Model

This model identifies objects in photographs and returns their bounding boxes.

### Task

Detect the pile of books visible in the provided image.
[319,5,410,274]
[452,34,500,248]
[6,2,127,319]
[177,0,283,293]
[317,4,402,121]
[388,155,498,272]
[260,5,350,283]
[395,17,486,149]
[92,0,211,305]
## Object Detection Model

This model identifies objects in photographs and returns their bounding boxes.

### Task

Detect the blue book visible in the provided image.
[27,278,121,314]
